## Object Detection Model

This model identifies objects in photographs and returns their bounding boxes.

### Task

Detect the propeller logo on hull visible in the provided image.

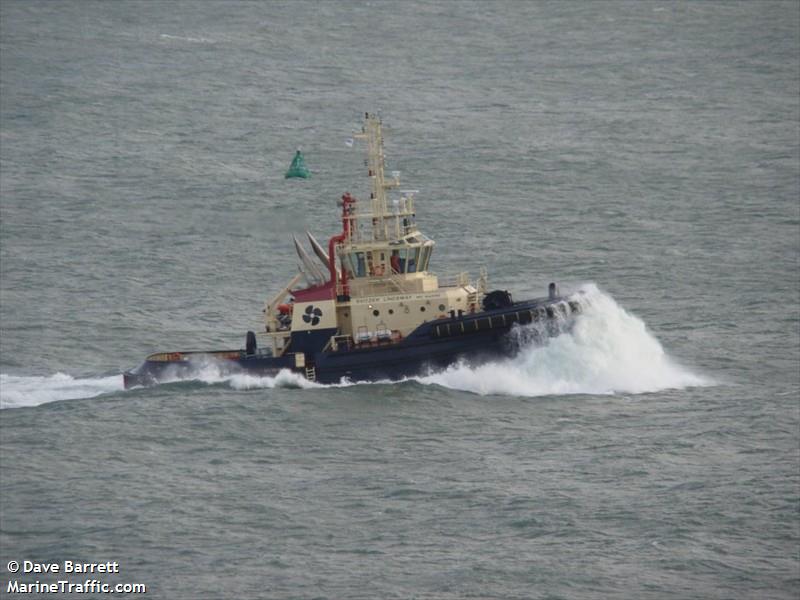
[303,305,323,326]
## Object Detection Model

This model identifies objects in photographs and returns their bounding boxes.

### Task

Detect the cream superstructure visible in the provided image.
[263,114,487,356]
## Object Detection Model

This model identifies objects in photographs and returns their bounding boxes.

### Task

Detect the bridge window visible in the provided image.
[419,245,433,272]
[413,247,423,273]
[390,250,402,273]
[348,252,367,277]
[341,254,355,279]
[390,245,428,274]
[406,248,416,273]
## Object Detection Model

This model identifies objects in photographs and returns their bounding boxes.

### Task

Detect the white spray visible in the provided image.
[0,284,710,408]
[415,284,710,396]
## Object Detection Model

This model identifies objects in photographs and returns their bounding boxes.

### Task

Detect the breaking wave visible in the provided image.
[183,364,322,391]
[415,284,711,396]
[0,284,710,408]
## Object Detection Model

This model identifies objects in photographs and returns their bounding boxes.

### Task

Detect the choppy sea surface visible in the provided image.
[1,2,798,598]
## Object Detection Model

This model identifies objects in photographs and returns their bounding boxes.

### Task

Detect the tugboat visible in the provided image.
[123,114,581,388]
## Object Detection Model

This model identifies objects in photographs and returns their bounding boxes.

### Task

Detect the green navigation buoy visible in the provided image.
[285,149,310,179]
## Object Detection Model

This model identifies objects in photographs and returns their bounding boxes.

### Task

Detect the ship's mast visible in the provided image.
[351,113,415,243]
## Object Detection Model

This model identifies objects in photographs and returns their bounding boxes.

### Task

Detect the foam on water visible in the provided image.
[415,284,711,397]
[0,373,124,409]
[190,366,323,391]
[0,367,324,409]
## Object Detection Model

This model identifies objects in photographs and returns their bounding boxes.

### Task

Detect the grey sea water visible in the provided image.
[1,1,798,598]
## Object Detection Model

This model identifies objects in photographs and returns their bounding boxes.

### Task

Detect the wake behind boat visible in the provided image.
[123,114,582,388]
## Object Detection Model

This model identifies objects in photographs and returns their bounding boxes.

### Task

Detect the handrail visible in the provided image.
[435,272,471,288]
[325,334,355,353]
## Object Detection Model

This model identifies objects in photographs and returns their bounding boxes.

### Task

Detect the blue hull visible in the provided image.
[123,296,579,388]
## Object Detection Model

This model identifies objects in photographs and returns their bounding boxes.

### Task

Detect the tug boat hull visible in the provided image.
[123,296,578,388]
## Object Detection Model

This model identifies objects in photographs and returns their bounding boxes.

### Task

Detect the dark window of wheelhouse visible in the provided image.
[407,247,421,273]
[349,252,366,277]
[356,252,366,277]
[420,245,433,272]
[390,250,401,274]
[341,254,355,279]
